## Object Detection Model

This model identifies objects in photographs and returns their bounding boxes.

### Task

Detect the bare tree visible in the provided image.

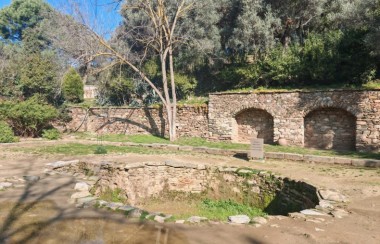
[45,0,217,141]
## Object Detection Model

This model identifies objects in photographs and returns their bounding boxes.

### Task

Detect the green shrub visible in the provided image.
[42,128,61,140]
[94,145,107,154]
[0,96,58,137]
[0,121,18,143]
[62,68,84,103]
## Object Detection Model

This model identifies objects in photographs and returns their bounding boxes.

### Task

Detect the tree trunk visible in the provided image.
[160,53,175,141]
[169,47,177,141]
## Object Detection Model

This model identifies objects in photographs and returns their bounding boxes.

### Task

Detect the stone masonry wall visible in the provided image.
[83,161,319,213]
[208,90,380,152]
[304,108,356,151]
[235,108,274,144]
[62,105,208,138]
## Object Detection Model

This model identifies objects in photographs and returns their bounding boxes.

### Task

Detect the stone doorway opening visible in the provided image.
[304,108,356,151]
[234,108,274,144]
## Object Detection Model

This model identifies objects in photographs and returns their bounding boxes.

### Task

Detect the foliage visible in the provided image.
[94,145,108,154]
[97,77,134,106]
[0,96,58,137]
[199,199,266,221]
[19,52,61,104]
[42,128,61,140]
[0,0,51,42]
[62,68,84,103]
[0,121,18,143]
[170,73,198,100]
[98,188,126,203]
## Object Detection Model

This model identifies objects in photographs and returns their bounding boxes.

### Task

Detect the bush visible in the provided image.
[0,121,18,143]
[94,145,107,154]
[0,96,59,137]
[20,53,60,104]
[62,68,84,103]
[42,128,61,140]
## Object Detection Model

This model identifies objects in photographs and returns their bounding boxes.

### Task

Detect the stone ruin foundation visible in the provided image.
[60,161,320,215]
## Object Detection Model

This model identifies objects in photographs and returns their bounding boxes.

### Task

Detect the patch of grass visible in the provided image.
[265,144,380,160]
[11,143,177,156]
[94,145,107,154]
[362,79,380,89]
[177,96,208,106]
[198,199,266,221]
[69,133,380,160]
[98,188,126,203]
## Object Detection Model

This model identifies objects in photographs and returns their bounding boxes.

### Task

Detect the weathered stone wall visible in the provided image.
[208,90,380,152]
[63,105,208,138]
[304,108,356,150]
[235,108,274,144]
[81,161,320,214]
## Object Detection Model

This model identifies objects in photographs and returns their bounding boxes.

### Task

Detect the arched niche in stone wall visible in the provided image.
[304,108,357,151]
[233,108,274,144]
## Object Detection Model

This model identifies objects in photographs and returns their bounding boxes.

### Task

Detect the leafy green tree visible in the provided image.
[19,52,60,104]
[62,68,84,103]
[0,0,51,42]
[229,0,280,57]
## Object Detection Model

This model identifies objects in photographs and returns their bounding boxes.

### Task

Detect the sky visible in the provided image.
[0,0,123,34]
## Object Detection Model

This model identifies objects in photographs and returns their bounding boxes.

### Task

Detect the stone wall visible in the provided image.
[71,161,319,214]
[235,108,274,144]
[63,105,208,138]
[208,90,380,152]
[304,108,356,150]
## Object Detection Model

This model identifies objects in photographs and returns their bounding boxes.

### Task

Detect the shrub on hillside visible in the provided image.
[42,128,61,140]
[0,96,59,137]
[0,121,18,143]
[62,68,84,103]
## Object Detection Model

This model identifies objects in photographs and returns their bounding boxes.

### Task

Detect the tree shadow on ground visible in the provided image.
[0,161,187,243]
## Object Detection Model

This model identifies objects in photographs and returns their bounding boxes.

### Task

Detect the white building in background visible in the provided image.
[84,85,98,99]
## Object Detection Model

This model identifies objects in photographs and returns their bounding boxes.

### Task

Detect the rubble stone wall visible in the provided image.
[62,105,208,138]
[208,90,380,152]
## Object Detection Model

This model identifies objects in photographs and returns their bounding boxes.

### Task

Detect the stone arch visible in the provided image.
[233,108,274,144]
[304,108,356,151]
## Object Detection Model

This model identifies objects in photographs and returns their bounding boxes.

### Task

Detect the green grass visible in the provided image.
[198,199,266,221]
[265,144,380,160]
[71,133,380,159]
[73,133,249,150]
[98,187,126,203]
[218,82,380,94]
[11,143,178,156]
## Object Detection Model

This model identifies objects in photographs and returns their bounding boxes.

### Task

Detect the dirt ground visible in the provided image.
[0,141,379,244]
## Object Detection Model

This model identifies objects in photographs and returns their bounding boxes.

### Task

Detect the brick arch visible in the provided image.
[232,108,274,144]
[304,107,357,151]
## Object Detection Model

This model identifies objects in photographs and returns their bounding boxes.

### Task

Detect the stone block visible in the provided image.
[124,162,146,170]
[46,160,80,169]
[265,152,285,159]
[304,155,334,164]
[351,159,380,168]
[228,215,250,224]
[333,157,352,165]
[165,160,197,169]
[166,144,180,150]
[284,153,304,161]
[192,147,208,153]
[179,146,194,151]
[205,148,223,155]
[145,162,166,166]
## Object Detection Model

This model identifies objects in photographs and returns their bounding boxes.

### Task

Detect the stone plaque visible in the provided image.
[250,138,264,160]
